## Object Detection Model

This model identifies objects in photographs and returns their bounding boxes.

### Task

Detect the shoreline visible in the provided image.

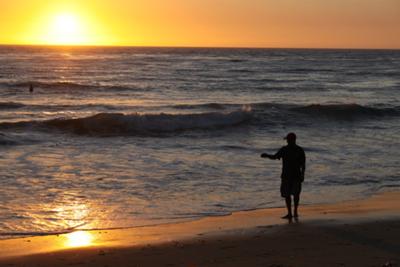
[0,189,390,243]
[0,190,399,266]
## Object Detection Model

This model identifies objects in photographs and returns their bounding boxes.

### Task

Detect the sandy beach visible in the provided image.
[0,191,399,267]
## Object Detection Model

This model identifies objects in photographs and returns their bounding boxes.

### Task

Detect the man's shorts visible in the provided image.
[280,179,302,198]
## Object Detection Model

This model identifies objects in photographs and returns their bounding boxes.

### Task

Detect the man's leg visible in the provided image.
[282,196,292,219]
[293,194,300,218]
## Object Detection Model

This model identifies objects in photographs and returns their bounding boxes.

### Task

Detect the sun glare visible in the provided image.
[65,231,93,248]
[20,3,116,46]
[54,14,78,34]
[45,13,88,45]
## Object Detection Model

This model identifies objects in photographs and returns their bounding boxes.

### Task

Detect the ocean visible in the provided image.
[0,46,399,239]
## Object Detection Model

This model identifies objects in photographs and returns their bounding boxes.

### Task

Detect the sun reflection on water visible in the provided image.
[65,231,93,248]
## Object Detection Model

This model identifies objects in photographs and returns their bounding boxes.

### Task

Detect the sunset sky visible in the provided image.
[0,0,399,48]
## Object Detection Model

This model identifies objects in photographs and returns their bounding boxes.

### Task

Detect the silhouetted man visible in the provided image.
[261,133,306,219]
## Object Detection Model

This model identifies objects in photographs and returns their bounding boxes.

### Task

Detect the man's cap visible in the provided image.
[284,132,296,140]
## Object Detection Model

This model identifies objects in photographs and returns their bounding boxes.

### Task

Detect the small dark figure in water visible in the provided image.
[29,83,34,93]
[261,132,306,219]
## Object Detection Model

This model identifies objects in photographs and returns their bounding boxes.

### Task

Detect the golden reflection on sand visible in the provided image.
[65,231,94,248]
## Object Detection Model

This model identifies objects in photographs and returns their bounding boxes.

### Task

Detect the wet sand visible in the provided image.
[0,191,399,267]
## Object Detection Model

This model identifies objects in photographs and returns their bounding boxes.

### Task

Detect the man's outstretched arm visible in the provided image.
[261,149,282,160]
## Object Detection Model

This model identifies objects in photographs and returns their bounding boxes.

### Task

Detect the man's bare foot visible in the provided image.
[281,214,292,219]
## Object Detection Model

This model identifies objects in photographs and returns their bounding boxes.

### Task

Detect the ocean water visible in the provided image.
[0,46,399,239]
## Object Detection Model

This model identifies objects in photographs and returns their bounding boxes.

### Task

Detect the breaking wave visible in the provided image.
[0,103,398,136]
[0,110,253,136]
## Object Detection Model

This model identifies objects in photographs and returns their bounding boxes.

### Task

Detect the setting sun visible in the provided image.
[54,14,78,33]
[45,13,87,45]
[11,2,116,46]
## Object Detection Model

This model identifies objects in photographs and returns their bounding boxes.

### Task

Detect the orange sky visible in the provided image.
[0,0,399,48]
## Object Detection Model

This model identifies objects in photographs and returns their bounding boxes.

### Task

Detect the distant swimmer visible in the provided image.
[261,132,306,219]
[29,83,34,93]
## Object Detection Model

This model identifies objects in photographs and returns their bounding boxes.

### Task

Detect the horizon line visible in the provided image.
[0,43,399,51]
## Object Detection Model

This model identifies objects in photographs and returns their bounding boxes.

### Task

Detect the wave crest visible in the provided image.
[13,110,253,135]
